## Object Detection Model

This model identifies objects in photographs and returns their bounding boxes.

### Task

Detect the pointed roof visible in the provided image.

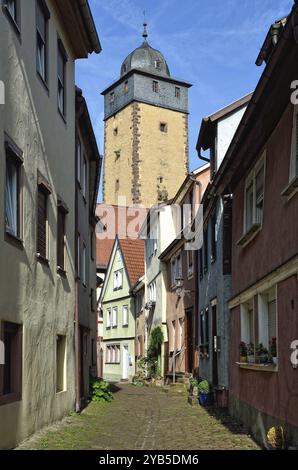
[119,238,144,287]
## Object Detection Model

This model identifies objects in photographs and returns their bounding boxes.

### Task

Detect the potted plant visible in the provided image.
[189,377,199,396]
[239,341,248,363]
[198,379,213,407]
[269,338,277,365]
[256,343,269,364]
[247,343,255,364]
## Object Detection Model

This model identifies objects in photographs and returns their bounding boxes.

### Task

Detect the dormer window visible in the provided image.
[122,64,127,74]
[110,92,115,103]
[155,59,161,69]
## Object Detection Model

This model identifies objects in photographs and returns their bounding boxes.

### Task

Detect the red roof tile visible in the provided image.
[119,238,144,286]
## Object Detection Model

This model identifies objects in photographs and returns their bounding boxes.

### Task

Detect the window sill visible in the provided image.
[0,392,22,407]
[237,362,278,372]
[37,71,49,95]
[58,108,67,125]
[57,266,67,277]
[5,231,24,249]
[105,363,120,365]
[237,223,261,247]
[281,176,298,200]
[37,254,50,266]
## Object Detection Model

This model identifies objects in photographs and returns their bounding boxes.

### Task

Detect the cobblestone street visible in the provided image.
[18,385,260,451]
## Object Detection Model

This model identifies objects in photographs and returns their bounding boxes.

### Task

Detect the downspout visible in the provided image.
[74,105,81,413]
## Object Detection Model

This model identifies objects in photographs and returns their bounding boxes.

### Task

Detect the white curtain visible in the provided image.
[5,161,17,235]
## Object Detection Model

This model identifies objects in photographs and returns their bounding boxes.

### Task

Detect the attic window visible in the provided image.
[175,87,181,99]
[110,92,115,103]
[155,59,161,69]
[122,64,127,74]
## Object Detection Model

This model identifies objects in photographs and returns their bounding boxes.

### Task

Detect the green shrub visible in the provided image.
[147,326,164,360]
[89,379,113,402]
[198,379,210,394]
[190,377,199,388]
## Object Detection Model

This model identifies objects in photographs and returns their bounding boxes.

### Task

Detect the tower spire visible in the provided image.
[142,11,148,42]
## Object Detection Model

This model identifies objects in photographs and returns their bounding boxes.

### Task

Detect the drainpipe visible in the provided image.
[197,150,210,164]
[75,282,81,412]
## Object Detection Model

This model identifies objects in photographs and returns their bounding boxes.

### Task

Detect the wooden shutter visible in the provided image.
[37,187,47,258]
[222,198,232,275]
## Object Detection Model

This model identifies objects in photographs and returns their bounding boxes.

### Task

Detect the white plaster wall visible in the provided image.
[217,106,247,170]
[0,1,77,448]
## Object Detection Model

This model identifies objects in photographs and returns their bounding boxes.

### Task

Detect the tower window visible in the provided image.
[155,59,161,69]
[158,176,164,184]
[115,150,121,160]
[160,123,168,133]
[113,127,118,136]
[115,179,120,192]
[110,92,115,103]
[122,64,127,74]
[175,87,181,99]
[124,81,128,93]
[153,81,159,93]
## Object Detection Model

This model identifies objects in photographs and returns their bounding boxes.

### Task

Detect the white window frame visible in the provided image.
[170,251,182,287]
[243,153,266,234]
[258,286,277,352]
[113,269,123,290]
[112,306,118,328]
[240,300,254,346]
[106,309,111,329]
[122,305,128,327]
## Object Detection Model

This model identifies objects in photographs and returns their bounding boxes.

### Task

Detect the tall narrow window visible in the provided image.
[77,234,81,279]
[244,155,265,234]
[57,40,67,116]
[153,80,159,93]
[106,309,111,329]
[56,335,66,393]
[110,92,114,103]
[122,305,128,327]
[211,211,217,262]
[36,0,49,83]
[112,307,118,328]
[57,202,67,271]
[5,140,22,239]
[203,228,208,272]
[0,322,22,404]
[124,81,128,93]
[175,87,180,99]
[199,248,203,280]
[37,182,49,260]
[82,242,86,286]
[82,157,87,199]
[76,137,81,185]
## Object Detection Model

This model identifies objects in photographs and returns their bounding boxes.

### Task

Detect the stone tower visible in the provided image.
[102,23,191,207]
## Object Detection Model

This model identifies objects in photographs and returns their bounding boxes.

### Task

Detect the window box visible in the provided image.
[237,223,261,247]
[281,175,298,199]
[237,363,277,372]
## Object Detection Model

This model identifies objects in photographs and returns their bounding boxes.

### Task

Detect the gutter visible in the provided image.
[78,0,102,54]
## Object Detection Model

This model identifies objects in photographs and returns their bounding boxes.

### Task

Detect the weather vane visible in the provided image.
[142,9,148,41]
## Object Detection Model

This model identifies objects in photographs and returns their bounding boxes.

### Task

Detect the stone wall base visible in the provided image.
[229,394,298,449]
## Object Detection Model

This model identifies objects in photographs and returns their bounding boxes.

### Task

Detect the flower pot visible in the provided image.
[258,355,268,364]
[192,386,198,397]
[199,392,214,407]
[240,356,248,363]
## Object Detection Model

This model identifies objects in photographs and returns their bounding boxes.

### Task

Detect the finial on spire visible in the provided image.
[142,10,148,41]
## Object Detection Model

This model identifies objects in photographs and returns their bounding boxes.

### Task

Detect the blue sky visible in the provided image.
[76,0,293,199]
